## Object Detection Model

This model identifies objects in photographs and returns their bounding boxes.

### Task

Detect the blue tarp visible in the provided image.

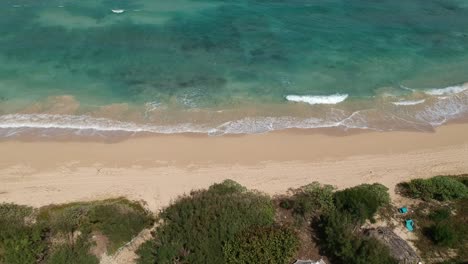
[405,219,414,232]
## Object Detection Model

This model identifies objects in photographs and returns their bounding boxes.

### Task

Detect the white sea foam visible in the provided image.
[212,112,372,135]
[1,87,468,137]
[0,113,371,137]
[391,99,426,106]
[415,93,468,126]
[0,114,209,135]
[424,85,468,96]
[286,94,348,105]
[111,9,125,14]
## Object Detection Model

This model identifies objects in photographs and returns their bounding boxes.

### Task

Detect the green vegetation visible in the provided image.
[400,176,468,201]
[400,176,468,263]
[41,199,151,253]
[3,176,466,264]
[411,198,468,262]
[334,183,390,223]
[223,226,298,264]
[425,200,467,248]
[137,181,396,264]
[0,204,46,264]
[316,184,396,264]
[137,180,281,264]
[292,182,335,217]
[0,199,153,264]
[321,210,396,264]
[45,237,99,264]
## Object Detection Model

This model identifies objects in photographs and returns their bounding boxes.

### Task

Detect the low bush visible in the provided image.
[0,204,46,264]
[45,236,99,264]
[0,225,46,264]
[137,180,275,264]
[293,182,335,216]
[223,226,298,264]
[430,222,459,247]
[334,183,390,223]
[1,199,152,264]
[425,204,466,248]
[429,208,451,222]
[412,198,467,262]
[38,198,153,253]
[279,199,294,210]
[320,210,397,264]
[402,176,467,201]
[448,175,468,187]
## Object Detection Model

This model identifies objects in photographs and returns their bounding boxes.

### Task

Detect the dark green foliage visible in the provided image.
[87,202,152,252]
[320,210,356,261]
[334,183,390,223]
[429,208,451,222]
[0,204,46,264]
[411,198,467,263]
[135,240,158,264]
[449,175,468,187]
[293,182,335,216]
[138,180,275,264]
[315,183,396,264]
[320,210,397,264]
[0,225,46,264]
[223,226,298,264]
[424,203,466,248]
[430,222,459,247]
[279,199,294,210]
[45,237,99,264]
[402,176,468,201]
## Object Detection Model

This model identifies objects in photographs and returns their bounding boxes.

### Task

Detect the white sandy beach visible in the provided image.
[1,124,468,212]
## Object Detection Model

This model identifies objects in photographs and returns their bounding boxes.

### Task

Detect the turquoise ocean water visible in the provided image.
[1,0,468,137]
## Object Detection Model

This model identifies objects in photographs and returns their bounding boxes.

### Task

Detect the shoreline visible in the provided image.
[1,123,468,212]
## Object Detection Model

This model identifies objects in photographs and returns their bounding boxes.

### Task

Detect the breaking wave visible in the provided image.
[0,83,468,138]
[424,84,468,96]
[391,99,426,106]
[0,114,210,135]
[285,94,348,105]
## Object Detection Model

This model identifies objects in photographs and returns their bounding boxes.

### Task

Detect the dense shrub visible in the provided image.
[293,182,335,216]
[45,237,99,264]
[403,176,467,201]
[425,204,466,248]
[0,204,46,264]
[0,225,46,264]
[135,240,158,264]
[429,208,451,222]
[334,183,390,223]
[320,210,356,260]
[315,183,396,264]
[0,203,33,226]
[430,222,459,247]
[38,198,153,253]
[1,199,152,264]
[223,226,298,264]
[87,201,152,252]
[138,180,275,264]
[448,175,468,187]
[320,210,397,264]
